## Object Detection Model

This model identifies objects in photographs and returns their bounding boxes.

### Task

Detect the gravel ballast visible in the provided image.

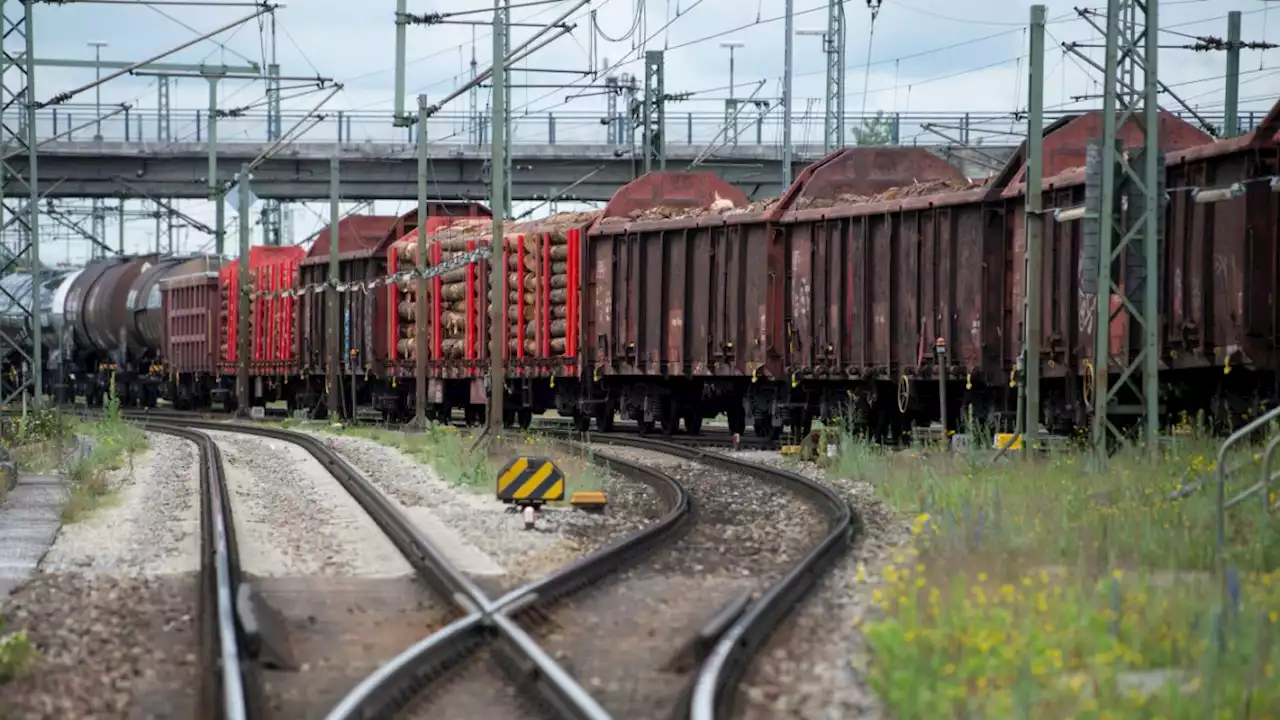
[209,430,414,578]
[306,432,662,584]
[525,445,830,720]
[41,433,199,576]
[725,449,910,720]
[0,572,199,719]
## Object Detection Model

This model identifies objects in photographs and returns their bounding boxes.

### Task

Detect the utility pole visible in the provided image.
[327,156,341,419]
[1021,5,1046,450]
[89,41,107,141]
[235,164,251,415]
[208,77,225,255]
[393,0,410,126]
[782,0,795,187]
[157,76,170,141]
[489,0,507,431]
[415,94,429,428]
[468,27,479,144]
[89,39,108,262]
[797,23,843,154]
[118,202,125,254]
[641,50,665,173]
[623,73,638,174]
[1090,0,1162,463]
[827,0,845,151]
[720,41,744,147]
[263,13,283,245]
[502,0,512,218]
[1224,10,1241,138]
[0,0,42,406]
[605,74,619,145]
[91,201,106,260]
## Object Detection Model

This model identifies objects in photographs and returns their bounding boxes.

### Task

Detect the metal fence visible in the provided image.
[24,104,1264,148]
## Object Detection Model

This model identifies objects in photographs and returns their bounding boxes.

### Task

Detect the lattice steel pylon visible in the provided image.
[1090,0,1162,464]
[822,0,846,152]
[641,50,665,173]
[0,0,42,408]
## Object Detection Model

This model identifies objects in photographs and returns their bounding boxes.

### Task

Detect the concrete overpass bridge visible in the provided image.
[13,139,1015,203]
[3,106,1254,202]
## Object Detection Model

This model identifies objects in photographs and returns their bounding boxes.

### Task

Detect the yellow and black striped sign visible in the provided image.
[496,456,565,503]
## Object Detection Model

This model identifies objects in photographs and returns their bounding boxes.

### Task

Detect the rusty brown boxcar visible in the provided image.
[159,265,222,409]
[775,112,1210,437]
[586,147,970,436]
[1002,111,1280,431]
[770,106,1280,439]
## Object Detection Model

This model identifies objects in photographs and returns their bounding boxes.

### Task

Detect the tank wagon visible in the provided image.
[0,269,75,400]
[48,254,225,407]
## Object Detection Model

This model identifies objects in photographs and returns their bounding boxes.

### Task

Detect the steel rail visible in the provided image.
[140,421,255,720]
[542,431,857,720]
[327,437,694,719]
[117,412,612,720]
[109,409,838,718]
[109,406,776,450]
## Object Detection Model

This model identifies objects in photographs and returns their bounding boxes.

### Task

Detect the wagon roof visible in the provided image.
[303,215,404,264]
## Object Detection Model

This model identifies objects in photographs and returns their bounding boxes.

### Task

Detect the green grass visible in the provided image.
[60,378,149,523]
[329,423,493,491]
[829,431,1280,719]
[311,420,604,502]
[0,618,35,684]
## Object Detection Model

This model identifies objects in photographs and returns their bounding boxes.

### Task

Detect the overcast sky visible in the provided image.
[21,0,1280,264]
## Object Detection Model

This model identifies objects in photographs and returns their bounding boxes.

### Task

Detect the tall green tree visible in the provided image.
[850,110,896,146]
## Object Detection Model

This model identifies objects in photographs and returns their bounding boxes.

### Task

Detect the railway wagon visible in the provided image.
[295,202,491,417]
[156,246,302,411]
[294,199,488,415]
[763,106,1280,441]
[384,171,748,427]
[295,214,403,416]
[584,147,971,438]
[54,254,225,407]
[0,269,75,402]
[159,265,221,409]
[1001,109,1280,433]
[770,111,1214,440]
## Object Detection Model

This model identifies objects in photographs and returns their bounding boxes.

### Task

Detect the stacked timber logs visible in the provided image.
[390,211,594,361]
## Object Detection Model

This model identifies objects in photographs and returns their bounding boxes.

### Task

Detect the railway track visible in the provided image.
[137,421,257,720]
[533,431,857,718]
[69,409,850,718]
[81,403,782,451]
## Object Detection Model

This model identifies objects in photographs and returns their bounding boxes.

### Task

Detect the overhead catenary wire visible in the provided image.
[689,79,770,168]
[144,0,261,67]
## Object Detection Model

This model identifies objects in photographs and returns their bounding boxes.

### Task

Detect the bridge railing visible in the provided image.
[19,104,1261,148]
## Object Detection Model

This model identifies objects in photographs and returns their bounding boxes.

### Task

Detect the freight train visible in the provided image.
[4,103,1278,443]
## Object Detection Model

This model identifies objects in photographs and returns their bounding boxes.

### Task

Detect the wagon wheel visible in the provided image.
[897,374,911,414]
[726,403,746,436]
[594,400,616,432]
[683,409,703,436]
[660,400,681,436]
